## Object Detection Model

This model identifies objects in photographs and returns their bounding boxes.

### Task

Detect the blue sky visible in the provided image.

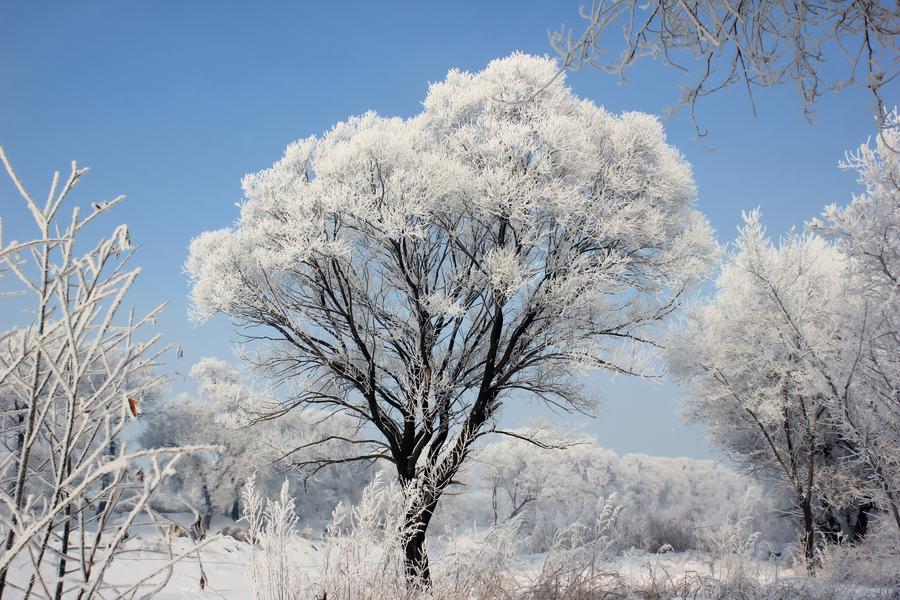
[2,2,894,459]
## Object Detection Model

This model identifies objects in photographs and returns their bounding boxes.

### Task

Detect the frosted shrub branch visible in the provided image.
[553,0,900,139]
[0,147,195,599]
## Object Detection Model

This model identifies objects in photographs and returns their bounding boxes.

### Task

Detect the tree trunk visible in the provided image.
[491,477,499,526]
[403,514,432,586]
[851,503,872,543]
[801,495,816,573]
[230,496,240,522]
[819,506,841,545]
[95,439,117,516]
[399,485,439,589]
[192,481,214,540]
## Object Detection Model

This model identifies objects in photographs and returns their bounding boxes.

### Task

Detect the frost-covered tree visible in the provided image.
[809,113,900,532]
[186,53,717,583]
[668,211,896,568]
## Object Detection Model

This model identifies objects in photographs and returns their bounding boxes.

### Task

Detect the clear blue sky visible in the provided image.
[2,2,894,459]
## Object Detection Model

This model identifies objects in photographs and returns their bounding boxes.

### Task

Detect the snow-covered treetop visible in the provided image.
[810,110,899,300]
[187,53,715,330]
[670,211,850,424]
[185,54,717,483]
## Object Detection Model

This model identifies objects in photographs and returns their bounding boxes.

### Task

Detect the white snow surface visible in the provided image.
[6,513,804,600]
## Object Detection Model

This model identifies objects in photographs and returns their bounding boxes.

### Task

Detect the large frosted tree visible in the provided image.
[669,216,851,566]
[186,53,716,582]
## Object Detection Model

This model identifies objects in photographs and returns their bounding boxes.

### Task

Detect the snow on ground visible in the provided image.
[116,523,781,598]
[10,514,886,599]
[120,543,800,599]
[113,514,319,599]
[3,514,316,599]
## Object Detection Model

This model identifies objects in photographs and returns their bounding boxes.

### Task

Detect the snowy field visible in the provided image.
[8,511,897,600]
[3,514,313,600]
[2,522,793,599]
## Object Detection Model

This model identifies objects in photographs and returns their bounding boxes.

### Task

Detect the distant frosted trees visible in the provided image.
[141,358,261,532]
[668,116,900,568]
[437,430,763,555]
[141,357,371,532]
[186,53,717,583]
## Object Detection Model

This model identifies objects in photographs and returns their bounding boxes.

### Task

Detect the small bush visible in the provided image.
[820,520,900,589]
